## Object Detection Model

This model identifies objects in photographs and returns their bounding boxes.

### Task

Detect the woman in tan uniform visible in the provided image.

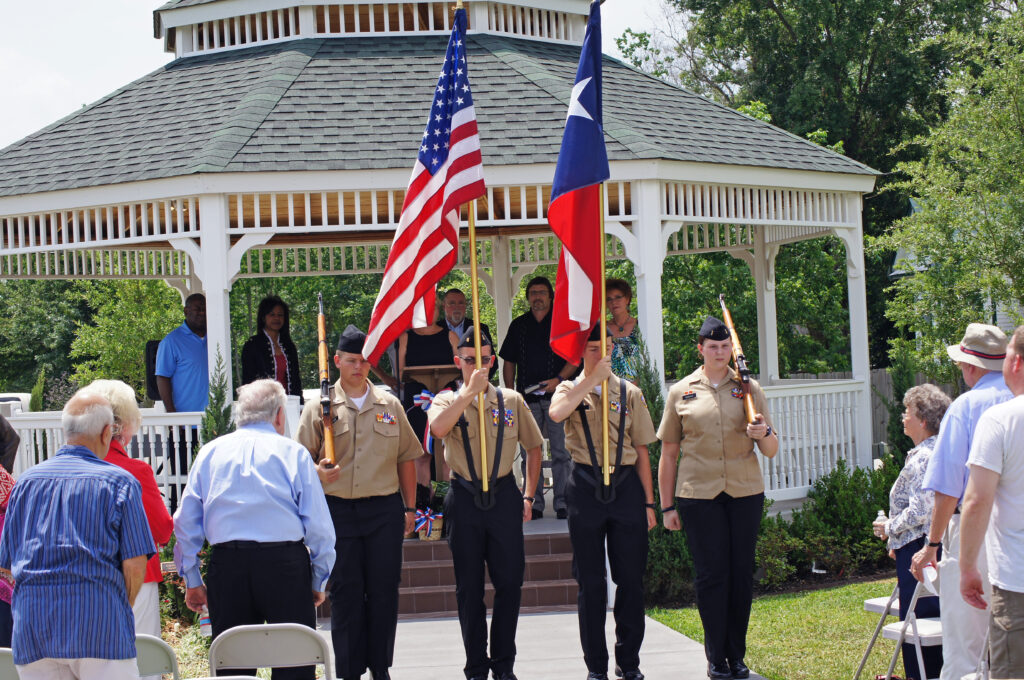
[657,317,778,680]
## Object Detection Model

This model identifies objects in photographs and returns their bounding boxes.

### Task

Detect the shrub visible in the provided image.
[755,511,801,589]
[29,368,45,412]
[200,350,234,444]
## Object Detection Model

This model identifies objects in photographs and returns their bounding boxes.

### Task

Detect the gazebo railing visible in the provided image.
[762,379,864,501]
[8,408,205,511]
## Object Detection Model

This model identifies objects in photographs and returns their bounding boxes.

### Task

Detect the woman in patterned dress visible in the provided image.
[606,278,642,384]
[874,383,951,680]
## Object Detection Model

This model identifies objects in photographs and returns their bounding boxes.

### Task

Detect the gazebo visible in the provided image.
[0,0,877,502]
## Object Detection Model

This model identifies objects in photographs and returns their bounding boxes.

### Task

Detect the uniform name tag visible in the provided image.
[731,387,744,399]
[682,391,697,401]
[376,411,396,424]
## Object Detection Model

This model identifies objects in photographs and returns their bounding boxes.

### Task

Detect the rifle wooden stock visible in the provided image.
[317,293,336,464]
[718,294,757,424]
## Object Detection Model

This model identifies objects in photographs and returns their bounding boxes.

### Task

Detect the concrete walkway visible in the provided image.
[320,612,766,680]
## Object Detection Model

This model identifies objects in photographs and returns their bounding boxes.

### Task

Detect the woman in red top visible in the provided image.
[84,380,174,638]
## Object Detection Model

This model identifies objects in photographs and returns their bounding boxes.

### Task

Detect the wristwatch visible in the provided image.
[928,540,942,548]
[523,496,535,503]
[404,507,416,513]
[645,503,656,510]
[661,505,676,514]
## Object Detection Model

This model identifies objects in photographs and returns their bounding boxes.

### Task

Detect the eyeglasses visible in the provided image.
[607,294,627,302]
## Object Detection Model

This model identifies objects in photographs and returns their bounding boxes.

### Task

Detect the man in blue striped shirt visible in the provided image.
[0,391,155,680]
[174,379,335,680]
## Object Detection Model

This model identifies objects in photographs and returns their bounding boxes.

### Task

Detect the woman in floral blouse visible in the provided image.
[875,383,951,680]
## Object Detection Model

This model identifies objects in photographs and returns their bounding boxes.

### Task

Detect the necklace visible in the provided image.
[616,317,632,333]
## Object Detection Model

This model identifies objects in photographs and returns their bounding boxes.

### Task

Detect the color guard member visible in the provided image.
[657,317,778,680]
[427,331,544,680]
[296,326,421,680]
[549,325,658,680]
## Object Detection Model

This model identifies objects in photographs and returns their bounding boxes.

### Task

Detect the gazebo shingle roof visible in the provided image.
[0,35,874,198]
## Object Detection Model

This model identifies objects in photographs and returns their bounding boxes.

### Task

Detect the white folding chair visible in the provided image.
[208,623,333,679]
[136,633,182,680]
[880,581,943,680]
[0,647,16,679]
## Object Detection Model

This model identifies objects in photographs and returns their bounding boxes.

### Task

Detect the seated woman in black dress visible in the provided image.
[398,320,458,508]
[240,295,302,399]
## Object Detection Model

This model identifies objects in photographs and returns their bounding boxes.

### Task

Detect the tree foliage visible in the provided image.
[877,11,1024,379]
[70,280,183,397]
[616,0,1000,367]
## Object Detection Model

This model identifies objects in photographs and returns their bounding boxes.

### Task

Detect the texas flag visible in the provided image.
[548,0,610,364]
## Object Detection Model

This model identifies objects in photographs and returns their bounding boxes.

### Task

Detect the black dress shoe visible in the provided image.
[621,672,644,680]
[708,661,733,679]
[728,660,749,679]
[556,508,568,519]
[370,671,391,680]
[587,673,609,680]
[531,508,543,520]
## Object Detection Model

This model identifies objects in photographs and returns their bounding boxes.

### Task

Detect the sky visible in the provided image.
[0,0,667,151]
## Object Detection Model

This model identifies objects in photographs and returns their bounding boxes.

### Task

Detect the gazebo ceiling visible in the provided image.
[0,33,873,200]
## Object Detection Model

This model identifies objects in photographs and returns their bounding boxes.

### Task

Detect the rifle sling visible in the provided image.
[576,378,627,487]
[456,389,505,503]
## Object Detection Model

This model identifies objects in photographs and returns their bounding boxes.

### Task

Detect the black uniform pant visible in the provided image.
[567,466,648,674]
[207,541,316,680]
[895,536,942,680]
[676,491,763,666]
[445,475,525,679]
[326,493,405,679]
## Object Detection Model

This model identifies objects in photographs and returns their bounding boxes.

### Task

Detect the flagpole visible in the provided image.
[599,186,610,487]
[467,201,490,494]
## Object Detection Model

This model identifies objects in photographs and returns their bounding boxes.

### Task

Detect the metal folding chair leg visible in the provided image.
[854,584,900,680]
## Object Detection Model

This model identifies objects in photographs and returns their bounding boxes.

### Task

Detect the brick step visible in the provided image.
[398,578,578,616]
[401,552,574,589]
[402,532,572,563]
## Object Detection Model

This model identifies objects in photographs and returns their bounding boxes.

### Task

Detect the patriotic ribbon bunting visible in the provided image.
[414,509,443,535]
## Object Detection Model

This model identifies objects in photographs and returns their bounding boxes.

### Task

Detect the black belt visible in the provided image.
[213,540,303,549]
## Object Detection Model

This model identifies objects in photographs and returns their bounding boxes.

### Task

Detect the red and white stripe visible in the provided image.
[363,107,486,365]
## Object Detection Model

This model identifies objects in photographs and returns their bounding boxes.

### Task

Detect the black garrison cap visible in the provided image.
[699,316,730,341]
[337,325,366,353]
[457,327,493,350]
[588,324,613,341]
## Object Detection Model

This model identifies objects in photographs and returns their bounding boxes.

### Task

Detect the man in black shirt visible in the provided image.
[499,276,578,519]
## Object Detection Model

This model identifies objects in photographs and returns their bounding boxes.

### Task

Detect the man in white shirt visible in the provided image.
[961,324,1024,680]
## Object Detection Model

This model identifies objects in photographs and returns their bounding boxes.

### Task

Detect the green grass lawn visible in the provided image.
[649,577,903,680]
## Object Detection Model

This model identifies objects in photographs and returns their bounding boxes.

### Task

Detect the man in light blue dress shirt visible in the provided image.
[174,379,336,680]
[911,323,1012,680]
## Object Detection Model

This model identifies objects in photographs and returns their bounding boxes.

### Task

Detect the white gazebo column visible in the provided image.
[835,212,873,469]
[631,179,666,389]
[490,235,514,357]
[197,194,234,394]
[753,229,780,383]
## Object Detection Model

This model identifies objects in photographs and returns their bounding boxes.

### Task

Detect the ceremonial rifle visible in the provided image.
[718,294,757,424]
[317,292,336,465]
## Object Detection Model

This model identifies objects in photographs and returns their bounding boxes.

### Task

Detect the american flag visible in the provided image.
[363,8,486,365]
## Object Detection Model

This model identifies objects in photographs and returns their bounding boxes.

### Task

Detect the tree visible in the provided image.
[616,0,997,366]
[70,280,183,397]
[877,12,1024,379]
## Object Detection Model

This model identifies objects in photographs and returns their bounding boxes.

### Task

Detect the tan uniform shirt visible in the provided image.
[657,367,774,499]
[557,377,657,467]
[295,379,421,499]
[428,384,543,482]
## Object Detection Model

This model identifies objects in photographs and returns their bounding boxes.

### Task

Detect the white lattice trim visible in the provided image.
[0,198,199,255]
[662,181,856,227]
[178,8,301,55]
[0,248,191,279]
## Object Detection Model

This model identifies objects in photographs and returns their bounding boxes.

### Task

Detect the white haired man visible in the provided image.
[174,379,336,680]
[0,391,155,680]
[960,325,1024,680]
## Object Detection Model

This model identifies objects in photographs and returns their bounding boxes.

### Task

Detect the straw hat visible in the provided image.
[947,323,1007,371]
